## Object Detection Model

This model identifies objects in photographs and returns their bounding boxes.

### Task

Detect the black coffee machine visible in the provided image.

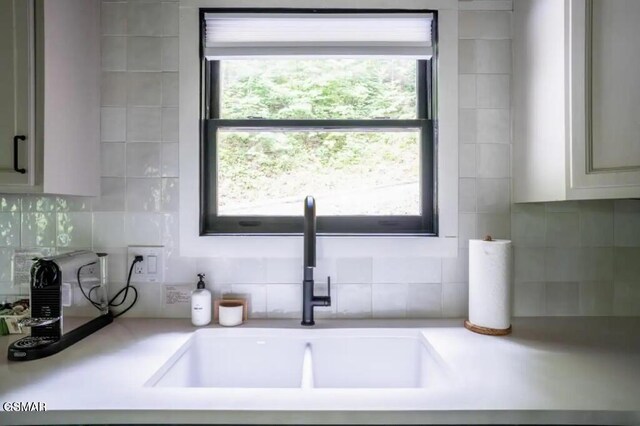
[8,251,113,361]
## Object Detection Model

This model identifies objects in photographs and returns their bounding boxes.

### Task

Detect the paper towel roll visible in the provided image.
[468,239,512,331]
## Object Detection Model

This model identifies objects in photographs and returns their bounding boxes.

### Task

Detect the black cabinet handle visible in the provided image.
[13,135,26,174]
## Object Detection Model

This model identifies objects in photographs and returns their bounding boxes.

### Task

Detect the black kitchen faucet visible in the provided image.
[301,196,331,326]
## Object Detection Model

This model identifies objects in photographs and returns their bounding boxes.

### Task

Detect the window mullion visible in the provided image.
[209,118,426,131]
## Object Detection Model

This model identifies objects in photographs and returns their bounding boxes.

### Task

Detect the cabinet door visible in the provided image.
[570,0,640,198]
[0,0,34,186]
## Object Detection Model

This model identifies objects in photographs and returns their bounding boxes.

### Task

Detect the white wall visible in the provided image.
[0,0,639,318]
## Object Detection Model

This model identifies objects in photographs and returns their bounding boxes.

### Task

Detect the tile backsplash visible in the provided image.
[0,1,639,318]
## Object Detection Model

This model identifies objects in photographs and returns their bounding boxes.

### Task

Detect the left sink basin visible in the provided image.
[146,331,307,388]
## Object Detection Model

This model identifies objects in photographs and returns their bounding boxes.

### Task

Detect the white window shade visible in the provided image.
[203,13,434,59]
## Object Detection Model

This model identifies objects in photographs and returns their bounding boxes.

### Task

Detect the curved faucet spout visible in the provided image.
[304,196,316,269]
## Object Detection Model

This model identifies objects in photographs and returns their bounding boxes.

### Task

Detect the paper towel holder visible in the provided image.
[465,235,513,336]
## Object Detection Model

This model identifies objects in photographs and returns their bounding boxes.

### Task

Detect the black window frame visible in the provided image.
[200,8,438,236]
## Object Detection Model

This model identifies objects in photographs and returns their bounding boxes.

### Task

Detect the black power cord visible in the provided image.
[77,256,143,318]
[109,255,142,318]
[76,265,102,310]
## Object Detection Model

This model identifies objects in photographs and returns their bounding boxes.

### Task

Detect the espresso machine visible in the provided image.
[8,251,113,361]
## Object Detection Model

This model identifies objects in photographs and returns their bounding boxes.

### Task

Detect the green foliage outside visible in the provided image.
[217,59,420,215]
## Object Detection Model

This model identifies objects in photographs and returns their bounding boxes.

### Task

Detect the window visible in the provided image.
[200,10,437,235]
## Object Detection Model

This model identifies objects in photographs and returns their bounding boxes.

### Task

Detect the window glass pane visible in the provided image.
[219,59,417,119]
[217,130,420,216]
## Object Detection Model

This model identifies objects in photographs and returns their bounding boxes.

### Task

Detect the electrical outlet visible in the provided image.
[127,246,165,283]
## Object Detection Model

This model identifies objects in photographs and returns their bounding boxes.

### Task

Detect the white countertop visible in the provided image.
[1,317,639,425]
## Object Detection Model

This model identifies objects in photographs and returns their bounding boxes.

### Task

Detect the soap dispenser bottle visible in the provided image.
[191,273,211,326]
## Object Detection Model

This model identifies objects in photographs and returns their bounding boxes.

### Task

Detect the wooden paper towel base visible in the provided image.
[464,320,512,336]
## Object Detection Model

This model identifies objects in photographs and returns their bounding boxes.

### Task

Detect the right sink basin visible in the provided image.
[310,335,437,388]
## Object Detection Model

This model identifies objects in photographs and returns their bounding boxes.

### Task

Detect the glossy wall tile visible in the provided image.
[0,1,638,318]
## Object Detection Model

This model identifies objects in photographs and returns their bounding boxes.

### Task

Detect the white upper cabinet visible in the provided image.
[513,0,640,202]
[0,0,100,196]
[0,0,32,186]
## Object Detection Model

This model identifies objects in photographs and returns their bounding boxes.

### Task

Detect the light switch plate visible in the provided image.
[127,246,165,283]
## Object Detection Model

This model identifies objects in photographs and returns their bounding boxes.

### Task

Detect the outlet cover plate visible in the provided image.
[127,246,165,283]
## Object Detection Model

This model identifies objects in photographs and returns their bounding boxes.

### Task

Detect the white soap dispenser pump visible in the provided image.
[191,273,211,326]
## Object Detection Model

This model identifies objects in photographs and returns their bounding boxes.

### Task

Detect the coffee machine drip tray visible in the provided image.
[11,337,58,349]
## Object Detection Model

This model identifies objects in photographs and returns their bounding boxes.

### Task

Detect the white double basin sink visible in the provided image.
[146,328,450,389]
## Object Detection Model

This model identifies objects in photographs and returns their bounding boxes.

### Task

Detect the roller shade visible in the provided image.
[203,13,434,59]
